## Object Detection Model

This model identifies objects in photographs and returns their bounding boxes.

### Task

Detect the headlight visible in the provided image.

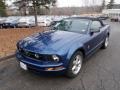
[52,55,60,62]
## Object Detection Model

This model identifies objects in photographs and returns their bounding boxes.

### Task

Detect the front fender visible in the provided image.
[65,43,84,66]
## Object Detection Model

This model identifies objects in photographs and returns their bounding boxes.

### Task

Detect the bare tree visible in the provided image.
[14,0,28,15]
[14,0,56,26]
[31,0,56,26]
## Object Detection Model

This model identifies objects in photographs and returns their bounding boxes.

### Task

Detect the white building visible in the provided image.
[102,9,120,21]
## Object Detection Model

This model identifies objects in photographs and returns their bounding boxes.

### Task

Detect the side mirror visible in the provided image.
[90,27,100,35]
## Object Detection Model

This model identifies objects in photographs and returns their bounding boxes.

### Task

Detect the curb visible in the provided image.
[0,54,15,62]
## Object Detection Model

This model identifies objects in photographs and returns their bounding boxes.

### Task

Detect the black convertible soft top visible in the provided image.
[64,16,105,26]
[67,16,102,20]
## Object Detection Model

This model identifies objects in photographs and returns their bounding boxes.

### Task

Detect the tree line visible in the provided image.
[0,0,116,26]
[0,0,116,17]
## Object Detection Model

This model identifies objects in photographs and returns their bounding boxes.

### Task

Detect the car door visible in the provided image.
[85,20,104,55]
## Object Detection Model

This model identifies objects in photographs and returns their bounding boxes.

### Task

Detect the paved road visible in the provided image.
[1,21,120,90]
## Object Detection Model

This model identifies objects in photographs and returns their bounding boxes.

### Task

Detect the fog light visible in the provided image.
[46,68,54,71]
[46,66,65,71]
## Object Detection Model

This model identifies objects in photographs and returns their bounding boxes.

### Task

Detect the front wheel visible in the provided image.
[66,51,83,78]
[101,36,109,49]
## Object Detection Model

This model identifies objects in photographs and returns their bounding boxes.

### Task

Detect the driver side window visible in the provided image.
[90,21,102,31]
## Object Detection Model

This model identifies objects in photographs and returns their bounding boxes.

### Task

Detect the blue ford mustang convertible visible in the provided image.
[16,17,110,78]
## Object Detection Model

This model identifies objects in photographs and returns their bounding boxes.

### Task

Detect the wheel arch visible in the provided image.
[75,48,86,59]
[67,46,86,61]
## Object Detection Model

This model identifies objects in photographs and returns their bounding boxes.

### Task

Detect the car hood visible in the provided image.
[19,30,84,54]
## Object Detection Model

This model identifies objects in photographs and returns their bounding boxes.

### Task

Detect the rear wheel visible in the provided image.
[101,36,109,49]
[66,51,83,78]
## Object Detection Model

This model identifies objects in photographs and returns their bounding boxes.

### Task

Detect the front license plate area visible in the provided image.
[20,62,28,70]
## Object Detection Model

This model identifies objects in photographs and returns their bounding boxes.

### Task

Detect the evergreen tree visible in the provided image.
[100,0,106,12]
[102,0,105,9]
[0,0,6,16]
[107,0,114,9]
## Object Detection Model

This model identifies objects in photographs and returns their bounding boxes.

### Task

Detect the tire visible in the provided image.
[66,51,83,78]
[101,36,109,49]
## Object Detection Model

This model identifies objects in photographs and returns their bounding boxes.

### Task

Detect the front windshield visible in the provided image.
[52,19,90,34]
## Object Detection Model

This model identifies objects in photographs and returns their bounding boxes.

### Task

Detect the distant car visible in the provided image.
[102,9,120,22]
[2,16,20,28]
[37,18,52,27]
[16,17,110,78]
[97,16,109,20]
[0,17,6,29]
[18,16,35,28]
[110,15,118,22]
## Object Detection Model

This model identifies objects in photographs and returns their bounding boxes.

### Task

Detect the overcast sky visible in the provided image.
[6,0,120,7]
[57,0,120,7]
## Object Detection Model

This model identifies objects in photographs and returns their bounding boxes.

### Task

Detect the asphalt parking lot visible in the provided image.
[0,21,120,90]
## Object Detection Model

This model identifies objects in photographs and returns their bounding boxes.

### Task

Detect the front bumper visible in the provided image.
[16,52,66,72]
